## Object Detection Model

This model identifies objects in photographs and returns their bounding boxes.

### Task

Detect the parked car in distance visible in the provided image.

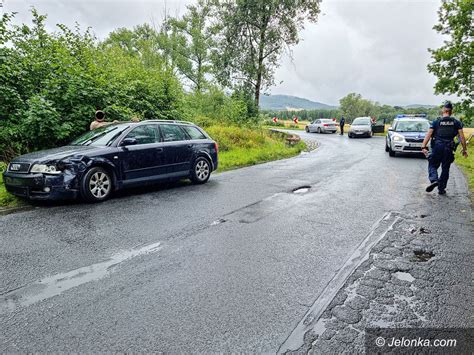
[348,117,373,138]
[305,119,337,133]
[3,120,218,202]
[385,115,430,157]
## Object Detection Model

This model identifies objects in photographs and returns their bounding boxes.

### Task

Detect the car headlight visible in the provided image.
[31,164,62,175]
[393,135,405,142]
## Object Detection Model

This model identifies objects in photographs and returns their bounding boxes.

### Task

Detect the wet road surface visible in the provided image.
[0,132,467,352]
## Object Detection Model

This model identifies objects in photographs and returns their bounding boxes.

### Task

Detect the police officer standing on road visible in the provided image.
[422,102,468,195]
[339,116,346,135]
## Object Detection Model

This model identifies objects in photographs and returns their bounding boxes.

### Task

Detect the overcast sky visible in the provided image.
[3,0,452,106]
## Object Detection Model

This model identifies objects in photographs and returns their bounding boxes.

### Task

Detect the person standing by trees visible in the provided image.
[339,116,346,135]
[422,102,468,195]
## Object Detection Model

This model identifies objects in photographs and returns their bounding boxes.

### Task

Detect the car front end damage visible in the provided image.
[3,169,79,200]
[3,156,113,201]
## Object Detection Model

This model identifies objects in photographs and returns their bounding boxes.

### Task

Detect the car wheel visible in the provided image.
[317,127,322,134]
[190,157,211,184]
[369,131,373,138]
[305,127,309,133]
[385,142,389,152]
[81,167,113,202]
[388,145,396,157]
[348,133,352,138]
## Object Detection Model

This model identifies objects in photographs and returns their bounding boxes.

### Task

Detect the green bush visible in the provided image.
[0,10,183,161]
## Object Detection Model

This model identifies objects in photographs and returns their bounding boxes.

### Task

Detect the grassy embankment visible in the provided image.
[0,126,305,207]
[0,164,21,209]
[455,128,474,197]
[207,126,306,171]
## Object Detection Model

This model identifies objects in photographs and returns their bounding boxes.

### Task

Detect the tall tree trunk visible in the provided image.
[255,28,266,108]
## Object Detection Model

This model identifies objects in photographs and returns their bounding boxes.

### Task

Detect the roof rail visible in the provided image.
[143,119,195,125]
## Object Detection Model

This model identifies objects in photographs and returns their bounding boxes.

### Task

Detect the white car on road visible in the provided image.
[305,119,337,134]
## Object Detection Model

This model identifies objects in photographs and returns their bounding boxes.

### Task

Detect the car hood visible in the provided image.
[351,125,371,129]
[12,145,106,163]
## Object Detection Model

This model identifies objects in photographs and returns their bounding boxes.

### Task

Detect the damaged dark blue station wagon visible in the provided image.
[3,120,218,202]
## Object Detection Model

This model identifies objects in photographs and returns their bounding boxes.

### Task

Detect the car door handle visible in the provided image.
[156,148,163,153]
[187,144,193,149]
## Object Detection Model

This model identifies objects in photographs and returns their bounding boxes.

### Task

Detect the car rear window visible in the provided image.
[183,126,206,140]
[160,124,187,142]
[352,118,370,125]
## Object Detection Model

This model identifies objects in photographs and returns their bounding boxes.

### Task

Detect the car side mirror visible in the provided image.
[388,127,393,132]
[120,138,138,146]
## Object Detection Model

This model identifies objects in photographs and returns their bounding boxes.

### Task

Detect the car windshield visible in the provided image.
[395,120,430,132]
[71,124,130,146]
[352,118,370,125]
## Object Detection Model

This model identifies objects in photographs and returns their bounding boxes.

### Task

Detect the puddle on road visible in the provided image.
[292,186,311,194]
[0,242,162,314]
[210,218,227,226]
[394,271,415,283]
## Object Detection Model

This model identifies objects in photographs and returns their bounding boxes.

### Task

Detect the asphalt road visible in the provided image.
[0,132,467,352]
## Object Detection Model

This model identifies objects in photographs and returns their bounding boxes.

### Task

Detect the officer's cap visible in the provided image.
[443,101,453,110]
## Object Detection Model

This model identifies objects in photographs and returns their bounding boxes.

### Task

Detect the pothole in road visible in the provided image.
[412,250,435,262]
[292,186,311,194]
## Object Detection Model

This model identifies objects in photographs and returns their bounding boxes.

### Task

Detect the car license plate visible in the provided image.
[409,143,422,147]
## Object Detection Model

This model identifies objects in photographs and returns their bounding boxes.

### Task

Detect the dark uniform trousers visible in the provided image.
[428,140,455,191]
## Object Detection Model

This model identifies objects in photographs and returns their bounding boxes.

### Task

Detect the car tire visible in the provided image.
[81,167,113,202]
[388,145,396,157]
[348,133,352,138]
[190,157,211,184]
[317,127,322,134]
[305,127,309,133]
[369,131,373,138]
[385,142,389,152]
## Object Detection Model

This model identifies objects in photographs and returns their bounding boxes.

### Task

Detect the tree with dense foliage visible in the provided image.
[428,0,473,122]
[166,0,215,93]
[213,0,322,107]
[338,93,379,121]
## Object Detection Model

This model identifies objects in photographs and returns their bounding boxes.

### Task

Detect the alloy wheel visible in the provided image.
[195,160,210,181]
[89,171,111,198]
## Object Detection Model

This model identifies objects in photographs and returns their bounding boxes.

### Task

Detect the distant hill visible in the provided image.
[260,94,336,111]
[404,104,437,109]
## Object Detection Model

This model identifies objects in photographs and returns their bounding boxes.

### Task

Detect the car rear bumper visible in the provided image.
[3,171,79,200]
[350,130,371,136]
[323,128,337,132]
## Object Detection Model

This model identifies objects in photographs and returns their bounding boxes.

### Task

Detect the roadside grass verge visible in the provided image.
[0,165,22,209]
[455,138,474,198]
[206,126,306,171]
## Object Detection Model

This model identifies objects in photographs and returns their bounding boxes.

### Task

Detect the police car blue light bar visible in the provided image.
[396,114,427,118]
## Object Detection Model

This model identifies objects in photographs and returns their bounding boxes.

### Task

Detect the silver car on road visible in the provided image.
[305,119,337,134]
[348,117,373,138]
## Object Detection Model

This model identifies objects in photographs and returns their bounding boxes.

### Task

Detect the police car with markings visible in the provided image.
[385,114,430,157]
